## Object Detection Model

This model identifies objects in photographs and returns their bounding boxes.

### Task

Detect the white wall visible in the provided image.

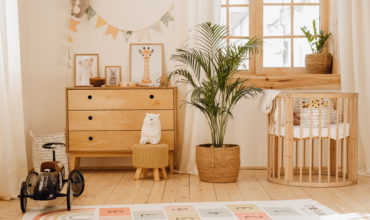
[18,0,337,170]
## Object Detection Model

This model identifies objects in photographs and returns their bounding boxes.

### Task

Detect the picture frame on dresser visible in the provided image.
[130,43,164,86]
[74,54,99,87]
[105,66,121,87]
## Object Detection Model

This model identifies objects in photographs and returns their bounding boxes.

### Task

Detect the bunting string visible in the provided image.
[66,4,174,83]
[72,4,176,42]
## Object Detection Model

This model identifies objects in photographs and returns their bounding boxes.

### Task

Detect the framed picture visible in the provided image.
[130,43,163,85]
[105,66,121,86]
[74,54,99,86]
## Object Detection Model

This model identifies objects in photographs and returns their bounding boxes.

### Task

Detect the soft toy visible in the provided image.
[71,0,89,18]
[140,113,161,144]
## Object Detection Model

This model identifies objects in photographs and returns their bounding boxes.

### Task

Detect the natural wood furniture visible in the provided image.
[65,86,177,173]
[267,92,358,187]
[133,144,168,181]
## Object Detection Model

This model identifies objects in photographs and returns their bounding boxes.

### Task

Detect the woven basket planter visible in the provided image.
[305,53,332,74]
[196,144,240,183]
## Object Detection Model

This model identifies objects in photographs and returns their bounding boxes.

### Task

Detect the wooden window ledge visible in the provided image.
[236,73,341,90]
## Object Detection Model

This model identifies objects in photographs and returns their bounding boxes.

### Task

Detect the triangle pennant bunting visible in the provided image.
[78,4,175,42]
[86,6,96,20]
[68,18,80,32]
[136,31,145,42]
[67,35,73,42]
[123,31,133,42]
[152,22,162,32]
[105,25,119,39]
[160,12,174,27]
[95,16,107,29]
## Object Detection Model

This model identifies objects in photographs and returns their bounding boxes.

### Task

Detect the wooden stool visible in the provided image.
[132,144,169,181]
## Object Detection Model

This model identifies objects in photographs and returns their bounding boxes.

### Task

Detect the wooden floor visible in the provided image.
[2,169,370,219]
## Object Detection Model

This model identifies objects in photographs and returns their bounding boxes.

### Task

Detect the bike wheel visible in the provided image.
[20,182,27,213]
[69,170,85,197]
[66,180,72,211]
[25,172,38,195]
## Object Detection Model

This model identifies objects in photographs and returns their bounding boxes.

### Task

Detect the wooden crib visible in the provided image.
[267,92,358,187]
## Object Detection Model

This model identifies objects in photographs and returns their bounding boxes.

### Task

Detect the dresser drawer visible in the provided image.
[68,131,174,151]
[68,89,174,110]
[68,110,174,130]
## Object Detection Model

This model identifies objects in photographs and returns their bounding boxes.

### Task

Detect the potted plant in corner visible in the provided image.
[168,22,262,183]
[301,20,331,73]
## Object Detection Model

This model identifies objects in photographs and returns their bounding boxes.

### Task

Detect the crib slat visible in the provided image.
[318,103,322,183]
[295,141,298,169]
[278,97,282,180]
[269,98,277,178]
[272,100,276,178]
[343,98,348,182]
[341,98,345,177]
[284,96,294,181]
[349,95,358,181]
[327,98,331,182]
[267,108,271,178]
[336,98,340,182]
[299,98,303,182]
[309,98,313,183]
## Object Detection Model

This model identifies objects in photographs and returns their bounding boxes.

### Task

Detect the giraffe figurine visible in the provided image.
[139,47,154,84]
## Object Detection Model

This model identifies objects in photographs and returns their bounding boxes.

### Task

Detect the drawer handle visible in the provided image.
[149,94,154,99]
[88,136,93,141]
[88,95,92,99]
[88,116,93,120]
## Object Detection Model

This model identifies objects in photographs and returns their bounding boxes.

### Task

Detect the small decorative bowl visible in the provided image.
[89,77,105,87]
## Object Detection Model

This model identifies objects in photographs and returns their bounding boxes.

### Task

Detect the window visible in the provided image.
[221,0,328,75]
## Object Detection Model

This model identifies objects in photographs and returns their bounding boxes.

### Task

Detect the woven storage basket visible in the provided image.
[301,107,338,128]
[196,144,240,183]
[30,131,69,175]
[294,98,340,128]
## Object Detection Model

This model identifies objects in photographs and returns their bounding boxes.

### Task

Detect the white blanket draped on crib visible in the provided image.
[270,123,350,140]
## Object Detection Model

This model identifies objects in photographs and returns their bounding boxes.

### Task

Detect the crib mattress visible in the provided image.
[270,123,350,140]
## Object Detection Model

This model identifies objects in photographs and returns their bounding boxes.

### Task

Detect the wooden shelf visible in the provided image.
[236,73,341,90]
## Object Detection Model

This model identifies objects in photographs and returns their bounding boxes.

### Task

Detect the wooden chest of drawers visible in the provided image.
[65,87,177,173]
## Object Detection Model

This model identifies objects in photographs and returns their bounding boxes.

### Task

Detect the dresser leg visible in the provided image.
[70,155,77,171]
[169,152,174,174]
[75,157,81,169]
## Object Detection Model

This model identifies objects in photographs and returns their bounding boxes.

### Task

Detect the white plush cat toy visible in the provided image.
[140,113,161,144]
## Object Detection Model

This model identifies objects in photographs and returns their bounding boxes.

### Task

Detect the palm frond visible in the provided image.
[168,22,263,147]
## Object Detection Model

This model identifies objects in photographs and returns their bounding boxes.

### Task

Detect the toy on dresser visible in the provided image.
[140,113,161,144]
[18,143,85,213]
[149,77,162,87]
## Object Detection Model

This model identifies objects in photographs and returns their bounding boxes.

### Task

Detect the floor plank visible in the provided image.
[3,169,370,220]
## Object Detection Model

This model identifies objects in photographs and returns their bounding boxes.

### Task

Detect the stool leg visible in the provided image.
[153,168,160,181]
[160,168,167,179]
[134,168,142,180]
[142,168,148,178]
[169,151,174,174]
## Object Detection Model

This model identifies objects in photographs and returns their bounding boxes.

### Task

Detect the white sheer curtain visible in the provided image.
[0,0,28,199]
[174,0,220,174]
[338,0,370,174]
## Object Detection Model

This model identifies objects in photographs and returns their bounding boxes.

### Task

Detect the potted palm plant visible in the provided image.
[301,20,331,73]
[168,22,262,183]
